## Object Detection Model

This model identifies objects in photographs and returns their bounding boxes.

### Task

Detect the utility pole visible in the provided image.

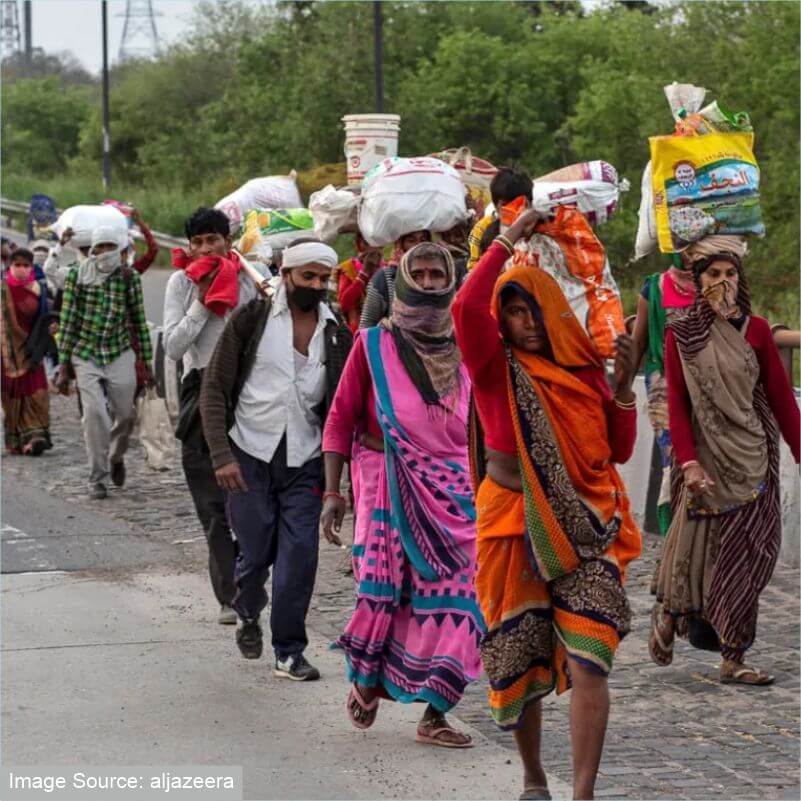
[101,0,111,192]
[373,1,383,113]
[22,0,30,69]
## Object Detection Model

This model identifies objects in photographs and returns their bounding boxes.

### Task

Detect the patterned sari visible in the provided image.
[652,304,779,659]
[334,327,484,711]
[1,280,51,452]
[474,266,640,730]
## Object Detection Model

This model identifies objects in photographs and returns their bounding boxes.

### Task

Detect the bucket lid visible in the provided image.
[342,113,401,124]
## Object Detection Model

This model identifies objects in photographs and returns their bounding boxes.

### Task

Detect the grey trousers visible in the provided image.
[72,349,137,486]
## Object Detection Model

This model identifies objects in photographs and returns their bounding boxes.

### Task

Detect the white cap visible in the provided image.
[91,226,125,250]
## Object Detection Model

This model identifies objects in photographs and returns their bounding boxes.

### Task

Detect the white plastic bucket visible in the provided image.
[342,114,401,186]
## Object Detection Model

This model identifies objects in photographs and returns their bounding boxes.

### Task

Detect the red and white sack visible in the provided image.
[357,157,468,247]
[506,205,625,359]
[216,174,303,232]
[531,160,627,227]
[429,147,498,218]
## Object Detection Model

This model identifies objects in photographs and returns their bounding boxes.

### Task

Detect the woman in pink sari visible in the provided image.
[322,242,483,747]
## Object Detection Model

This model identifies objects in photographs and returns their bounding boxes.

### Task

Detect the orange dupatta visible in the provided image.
[492,265,635,581]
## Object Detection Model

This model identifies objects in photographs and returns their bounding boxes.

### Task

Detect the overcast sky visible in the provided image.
[29,0,203,73]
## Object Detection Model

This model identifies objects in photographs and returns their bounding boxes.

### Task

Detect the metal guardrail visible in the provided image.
[0,197,189,249]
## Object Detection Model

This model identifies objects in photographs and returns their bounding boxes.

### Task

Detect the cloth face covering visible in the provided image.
[384,242,460,406]
[701,278,738,319]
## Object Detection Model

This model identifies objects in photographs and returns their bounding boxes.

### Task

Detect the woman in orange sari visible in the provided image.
[1,248,53,455]
[453,209,641,801]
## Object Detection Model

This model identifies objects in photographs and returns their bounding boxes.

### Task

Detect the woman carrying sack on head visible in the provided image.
[452,209,641,801]
[649,240,800,685]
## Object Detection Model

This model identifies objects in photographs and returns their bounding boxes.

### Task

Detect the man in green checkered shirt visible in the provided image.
[55,226,153,500]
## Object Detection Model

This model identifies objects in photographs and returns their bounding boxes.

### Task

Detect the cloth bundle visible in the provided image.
[172,249,242,316]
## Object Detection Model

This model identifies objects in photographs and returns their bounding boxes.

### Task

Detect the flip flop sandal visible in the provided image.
[23,439,47,456]
[520,787,552,800]
[720,665,775,686]
[346,684,379,730]
[416,722,474,749]
[648,606,674,667]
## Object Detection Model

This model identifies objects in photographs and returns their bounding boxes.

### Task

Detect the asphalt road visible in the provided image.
[1,442,563,800]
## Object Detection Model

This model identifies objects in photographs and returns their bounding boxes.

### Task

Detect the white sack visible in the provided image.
[358,157,468,247]
[216,174,303,232]
[309,185,360,243]
[52,205,128,249]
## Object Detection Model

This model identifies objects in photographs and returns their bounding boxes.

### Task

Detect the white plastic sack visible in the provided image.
[135,388,174,472]
[52,205,128,249]
[531,160,627,226]
[358,157,468,247]
[634,161,658,260]
[309,184,360,243]
[216,174,303,232]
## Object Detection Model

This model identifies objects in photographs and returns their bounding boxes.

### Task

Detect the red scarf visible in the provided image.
[5,268,35,287]
[172,248,242,316]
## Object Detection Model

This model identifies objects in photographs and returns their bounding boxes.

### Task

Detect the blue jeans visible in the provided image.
[226,438,322,660]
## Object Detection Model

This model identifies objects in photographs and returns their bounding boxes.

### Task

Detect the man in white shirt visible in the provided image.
[199,240,352,682]
[162,207,258,625]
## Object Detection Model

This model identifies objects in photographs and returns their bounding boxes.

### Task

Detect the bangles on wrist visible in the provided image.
[495,235,514,255]
[323,491,346,503]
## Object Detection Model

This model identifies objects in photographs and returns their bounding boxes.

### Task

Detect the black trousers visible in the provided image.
[181,415,238,606]
[227,439,322,660]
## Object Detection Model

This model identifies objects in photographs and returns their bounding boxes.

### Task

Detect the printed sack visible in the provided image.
[650,131,764,253]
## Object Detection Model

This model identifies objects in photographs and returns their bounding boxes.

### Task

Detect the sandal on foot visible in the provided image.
[416,716,473,749]
[720,664,774,686]
[520,787,551,801]
[346,684,379,729]
[649,605,674,667]
[22,438,46,456]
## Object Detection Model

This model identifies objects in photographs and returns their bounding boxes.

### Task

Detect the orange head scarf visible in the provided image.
[491,263,602,370]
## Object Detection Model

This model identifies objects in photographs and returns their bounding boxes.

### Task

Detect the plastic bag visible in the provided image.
[507,206,625,359]
[216,174,303,232]
[135,387,174,472]
[429,147,498,218]
[52,205,128,249]
[236,208,315,261]
[650,131,764,253]
[531,161,626,226]
[27,194,58,241]
[358,156,468,247]
[309,185,360,243]
[634,161,658,259]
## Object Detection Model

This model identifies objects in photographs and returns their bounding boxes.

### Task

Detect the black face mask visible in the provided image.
[290,283,326,312]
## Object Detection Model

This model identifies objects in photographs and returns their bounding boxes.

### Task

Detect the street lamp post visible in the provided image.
[101,0,111,192]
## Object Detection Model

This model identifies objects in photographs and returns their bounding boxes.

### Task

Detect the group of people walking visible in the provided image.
[1,208,158,486]
[3,164,798,799]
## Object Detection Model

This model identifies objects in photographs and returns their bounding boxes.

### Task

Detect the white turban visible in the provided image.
[281,241,338,271]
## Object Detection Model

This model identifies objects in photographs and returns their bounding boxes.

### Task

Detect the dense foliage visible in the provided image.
[2,0,798,321]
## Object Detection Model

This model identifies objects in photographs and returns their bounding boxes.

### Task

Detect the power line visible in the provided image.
[118,0,160,62]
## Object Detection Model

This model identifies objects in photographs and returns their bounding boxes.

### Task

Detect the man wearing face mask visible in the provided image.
[200,239,352,681]
[55,227,153,500]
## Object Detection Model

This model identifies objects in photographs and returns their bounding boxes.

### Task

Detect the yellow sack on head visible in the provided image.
[650,131,764,253]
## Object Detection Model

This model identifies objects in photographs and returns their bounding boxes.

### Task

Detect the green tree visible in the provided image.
[1,77,91,174]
